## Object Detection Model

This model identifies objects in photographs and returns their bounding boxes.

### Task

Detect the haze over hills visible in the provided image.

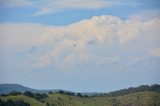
[0,84,58,94]
[0,84,160,96]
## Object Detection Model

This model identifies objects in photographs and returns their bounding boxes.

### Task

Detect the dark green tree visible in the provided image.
[23,91,34,98]
[9,91,22,96]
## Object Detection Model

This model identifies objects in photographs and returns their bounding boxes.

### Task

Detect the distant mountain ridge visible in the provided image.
[0,84,160,96]
[0,84,57,94]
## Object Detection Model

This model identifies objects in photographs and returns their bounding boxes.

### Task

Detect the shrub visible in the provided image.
[0,99,30,106]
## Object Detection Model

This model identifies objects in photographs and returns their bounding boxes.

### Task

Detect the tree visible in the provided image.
[34,93,48,101]
[0,99,30,106]
[46,102,50,106]
[77,93,82,97]
[1,94,8,96]
[58,90,65,94]
[0,99,5,106]
[9,91,22,96]
[14,100,30,106]
[48,91,53,94]
[23,91,34,98]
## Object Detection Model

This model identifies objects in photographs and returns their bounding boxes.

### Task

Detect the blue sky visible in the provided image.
[0,0,160,92]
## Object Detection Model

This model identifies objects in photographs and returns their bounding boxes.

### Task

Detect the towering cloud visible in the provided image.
[1,15,160,69]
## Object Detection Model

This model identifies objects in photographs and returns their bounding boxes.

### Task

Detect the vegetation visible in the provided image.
[0,99,30,106]
[0,84,160,106]
[0,95,44,106]
[105,84,160,97]
[58,90,75,96]
[9,91,22,96]
[23,91,48,103]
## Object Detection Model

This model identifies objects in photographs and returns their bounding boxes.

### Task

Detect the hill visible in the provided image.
[46,91,160,106]
[1,84,160,97]
[105,84,160,97]
[0,84,39,94]
[0,95,44,106]
[0,84,57,94]
[0,91,160,106]
[0,84,160,106]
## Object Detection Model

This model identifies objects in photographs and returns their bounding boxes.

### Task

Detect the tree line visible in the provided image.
[105,84,160,97]
[0,99,30,106]
[1,91,48,103]
[1,84,160,98]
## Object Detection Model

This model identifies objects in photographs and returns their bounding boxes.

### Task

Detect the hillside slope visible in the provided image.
[1,91,160,106]
[46,91,160,106]
[0,84,57,94]
[0,95,44,106]
[0,84,38,94]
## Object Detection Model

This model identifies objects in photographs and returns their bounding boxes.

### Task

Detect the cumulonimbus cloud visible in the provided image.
[34,15,160,68]
[0,14,160,69]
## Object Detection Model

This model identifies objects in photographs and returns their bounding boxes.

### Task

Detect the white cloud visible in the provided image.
[35,15,160,68]
[61,52,93,70]
[0,0,138,16]
[129,10,160,20]
[0,0,33,7]
[0,23,50,50]
[33,0,117,16]
[1,15,160,69]
[95,56,140,66]
[33,54,53,68]
[33,0,140,16]
[149,48,160,57]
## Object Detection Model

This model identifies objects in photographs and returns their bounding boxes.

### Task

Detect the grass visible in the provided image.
[1,91,160,106]
[0,95,44,106]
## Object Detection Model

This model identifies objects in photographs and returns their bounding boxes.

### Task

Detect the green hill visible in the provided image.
[105,84,160,97]
[1,91,160,106]
[0,95,44,106]
[0,84,38,94]
[0,84,160,106]
[46,91,160,106]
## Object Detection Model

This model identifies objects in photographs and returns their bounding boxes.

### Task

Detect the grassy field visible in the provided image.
[0,95,44,106]
[1,91,160,106]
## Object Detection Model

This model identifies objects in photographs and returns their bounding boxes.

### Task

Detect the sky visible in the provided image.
[0,0,160,92]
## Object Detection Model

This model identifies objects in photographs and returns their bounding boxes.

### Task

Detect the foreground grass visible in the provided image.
[1,91,160,106]
[46,91,160,106]
[0,95,44,106]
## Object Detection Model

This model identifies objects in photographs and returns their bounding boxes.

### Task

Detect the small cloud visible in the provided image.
[148,48,160,57]
[1,0,138,16]
[21,46,38,54]
[33,54,53,68]
[33,0,115,16]
[29,46,38,53]
[0,0,33,8]
[129,10,160,20]
[33,7,57,16]
[86,38,97,45]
